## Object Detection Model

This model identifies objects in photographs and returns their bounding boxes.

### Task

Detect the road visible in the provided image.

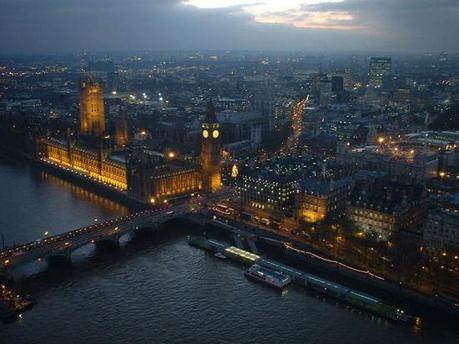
[281,95,309,155]
[0,201,194,270]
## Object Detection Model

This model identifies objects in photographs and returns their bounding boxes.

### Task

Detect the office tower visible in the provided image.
[369,57,392,88]
[115,108,129,149]
[331,76,344,93]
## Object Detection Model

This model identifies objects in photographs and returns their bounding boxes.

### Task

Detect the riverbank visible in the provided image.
[34,159,146,210]
[3,150,459,320]
[0,148,146,210]
[202,217,459,318]
[0,282,35,323]
[188,236,418,324]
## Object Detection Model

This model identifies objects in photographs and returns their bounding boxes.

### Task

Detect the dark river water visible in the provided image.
[1,155,458,344]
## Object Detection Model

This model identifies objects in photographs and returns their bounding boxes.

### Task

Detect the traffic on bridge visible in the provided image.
[0,198,201,272]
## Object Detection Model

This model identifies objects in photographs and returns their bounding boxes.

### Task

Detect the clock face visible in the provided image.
[202,130,209,138]
[212,130,219,139]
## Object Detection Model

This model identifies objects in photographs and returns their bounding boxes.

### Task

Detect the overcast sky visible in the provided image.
[1,0,458,54]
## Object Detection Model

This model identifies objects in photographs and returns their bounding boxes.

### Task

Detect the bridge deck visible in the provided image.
[0,201,197,270]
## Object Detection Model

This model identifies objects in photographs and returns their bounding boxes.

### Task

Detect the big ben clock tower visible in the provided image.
[201,101,222,193]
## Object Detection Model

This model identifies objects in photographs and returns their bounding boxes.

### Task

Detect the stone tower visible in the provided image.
[115,108,129,149]
[201,101,221,193]
[80,77,105,136]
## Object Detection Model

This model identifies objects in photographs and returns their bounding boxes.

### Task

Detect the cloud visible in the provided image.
[300,0,459,52]
[0,0,457,54]
[252,9,360,30]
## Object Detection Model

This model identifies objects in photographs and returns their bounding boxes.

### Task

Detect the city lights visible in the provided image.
[0,31,458,340]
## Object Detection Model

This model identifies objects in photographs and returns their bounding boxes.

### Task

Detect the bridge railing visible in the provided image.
[0,199,198,268]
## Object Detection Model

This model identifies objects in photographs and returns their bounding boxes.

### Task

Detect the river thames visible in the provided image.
[1,155,458,344]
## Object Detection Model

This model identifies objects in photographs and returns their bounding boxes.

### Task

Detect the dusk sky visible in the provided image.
[1,0,458,54]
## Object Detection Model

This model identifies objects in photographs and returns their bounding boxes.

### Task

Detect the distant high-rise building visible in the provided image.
[369,57,392,88]
[331,76,344,93]
[319,78,333,107]
[115,109,129,149]
[332,70,352,92]
[343,69,352,91]
[201,101,222,193]
[253,83,274,132]
[80,77,105,136]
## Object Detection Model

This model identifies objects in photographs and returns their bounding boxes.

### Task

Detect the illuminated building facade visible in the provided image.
[336,144,439,181]
[127,149,201,203]
[298,176,352,223]
[369,57,392,88]
[37,77,127,190]
[80,78,105,136]
[346,178,427,240]
[36,81,218,203]
[40,137,127,190]
[235,171,300,216]
[201,102,222,193]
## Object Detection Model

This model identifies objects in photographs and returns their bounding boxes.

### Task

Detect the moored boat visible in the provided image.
[245,264,291,289]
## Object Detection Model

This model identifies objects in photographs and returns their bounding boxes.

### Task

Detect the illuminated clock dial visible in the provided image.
[212,130,219,139]
[202,130,209,138]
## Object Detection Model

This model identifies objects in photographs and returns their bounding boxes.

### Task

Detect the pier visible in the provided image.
[189,236,418,324]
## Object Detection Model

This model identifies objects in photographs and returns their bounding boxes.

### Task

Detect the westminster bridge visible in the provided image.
[0,196,209,278]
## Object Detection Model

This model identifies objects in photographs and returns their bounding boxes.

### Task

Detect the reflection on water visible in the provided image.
[38,171,129,216]
[0,155,130,245]
[1,157,459,344]
[5,230,459,344]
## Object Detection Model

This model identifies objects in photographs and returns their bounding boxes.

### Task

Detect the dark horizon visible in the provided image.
[1,2,459,343]
[1,0,458,55]
[0,49,457,60]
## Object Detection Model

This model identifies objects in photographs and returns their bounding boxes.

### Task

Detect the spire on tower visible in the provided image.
[204,100,218,123]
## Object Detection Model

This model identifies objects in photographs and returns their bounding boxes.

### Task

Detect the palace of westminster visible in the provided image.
[37,76,222,203]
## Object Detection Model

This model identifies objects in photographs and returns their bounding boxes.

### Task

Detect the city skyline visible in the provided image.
[1,1,459,341]
[1,0,459,54]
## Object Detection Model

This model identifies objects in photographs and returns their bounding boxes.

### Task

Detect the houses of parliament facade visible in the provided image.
[37,77,221,203]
